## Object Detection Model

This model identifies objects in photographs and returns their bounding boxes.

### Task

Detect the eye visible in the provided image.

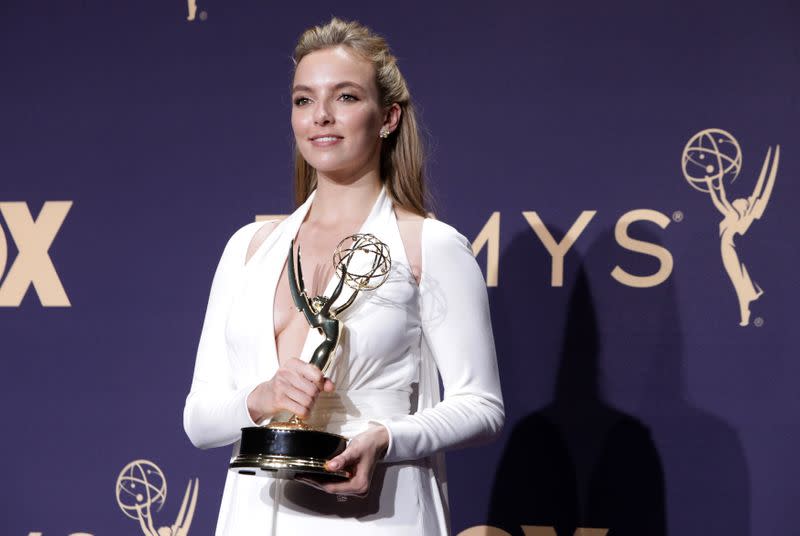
[339,93,358,102]
[293,96,310,106]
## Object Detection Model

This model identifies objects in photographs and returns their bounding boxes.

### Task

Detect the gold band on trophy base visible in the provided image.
[230,454,351,481]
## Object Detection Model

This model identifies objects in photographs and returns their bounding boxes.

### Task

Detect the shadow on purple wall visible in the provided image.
[486,226,750,536]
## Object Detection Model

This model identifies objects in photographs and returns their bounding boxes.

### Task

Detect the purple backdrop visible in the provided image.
[2,0,798,534]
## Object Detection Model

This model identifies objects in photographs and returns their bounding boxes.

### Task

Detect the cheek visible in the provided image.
[290,114,301,137]
[343,109,381,142]
[291,109,312,137]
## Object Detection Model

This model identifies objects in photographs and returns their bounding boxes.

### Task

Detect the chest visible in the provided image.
[272,223,371,364]
[225,218,421,383]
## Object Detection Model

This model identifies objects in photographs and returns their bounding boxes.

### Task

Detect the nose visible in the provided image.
[313,100,334,126]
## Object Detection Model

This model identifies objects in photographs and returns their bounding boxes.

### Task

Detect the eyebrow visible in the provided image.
[291,81,367,94]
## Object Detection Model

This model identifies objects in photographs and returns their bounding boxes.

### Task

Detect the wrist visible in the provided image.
[246,384,267,424]
[368,423,390,459]
[247,391,264,423]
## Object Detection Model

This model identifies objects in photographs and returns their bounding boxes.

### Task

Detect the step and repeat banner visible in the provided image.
[2,1,798,535]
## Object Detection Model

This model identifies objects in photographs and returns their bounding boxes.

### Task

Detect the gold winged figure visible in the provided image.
[706,145,779,326]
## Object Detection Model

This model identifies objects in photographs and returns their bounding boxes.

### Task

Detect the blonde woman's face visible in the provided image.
[291,46,384,180]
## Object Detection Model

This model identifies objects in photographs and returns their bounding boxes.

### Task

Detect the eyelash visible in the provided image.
[293,94,358,106]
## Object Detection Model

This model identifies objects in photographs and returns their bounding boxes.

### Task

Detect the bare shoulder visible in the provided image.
[394,206,425,285]
[245,219,281,265]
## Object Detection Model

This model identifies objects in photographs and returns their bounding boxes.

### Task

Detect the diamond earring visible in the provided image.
[379,127,390,139]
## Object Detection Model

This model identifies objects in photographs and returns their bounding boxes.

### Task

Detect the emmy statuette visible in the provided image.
[230,233,391,482]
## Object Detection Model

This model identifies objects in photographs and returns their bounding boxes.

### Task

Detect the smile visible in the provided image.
[310,136,343,147]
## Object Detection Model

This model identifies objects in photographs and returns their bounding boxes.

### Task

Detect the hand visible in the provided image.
[246,358,335,423]
[298,424,390,497]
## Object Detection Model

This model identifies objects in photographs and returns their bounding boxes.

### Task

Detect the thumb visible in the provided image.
[323,378,335,392]
[326,443,357,471]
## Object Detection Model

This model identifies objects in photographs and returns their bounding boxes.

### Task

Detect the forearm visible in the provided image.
[376,390,504,462]
[183,381,260,449]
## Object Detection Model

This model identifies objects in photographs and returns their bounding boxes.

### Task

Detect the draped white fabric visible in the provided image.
[183,186,504,535]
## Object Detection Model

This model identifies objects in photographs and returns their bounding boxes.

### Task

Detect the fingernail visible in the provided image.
[327,460,339,470]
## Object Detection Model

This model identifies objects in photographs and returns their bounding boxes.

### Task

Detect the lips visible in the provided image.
[310,135,343,147]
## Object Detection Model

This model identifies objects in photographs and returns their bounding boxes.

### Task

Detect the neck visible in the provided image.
[308,171,383,226]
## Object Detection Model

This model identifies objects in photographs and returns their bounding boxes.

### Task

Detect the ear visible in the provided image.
[381,103,402,135]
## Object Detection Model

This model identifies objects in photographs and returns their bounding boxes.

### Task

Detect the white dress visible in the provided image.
[183,186,504,535]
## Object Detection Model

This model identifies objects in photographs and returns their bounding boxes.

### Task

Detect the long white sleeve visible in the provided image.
[183,222,263,449]
[379,219,505,462]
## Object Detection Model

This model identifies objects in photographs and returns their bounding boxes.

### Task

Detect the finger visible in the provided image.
[295,477,326,491]
[274,391,310,418]
[322,455,373,495]
[288,369,320,399]
[276,368,317,399]
[284,357,316,377]
[299,363,324,387]
[280,399,309,418]
[282,362,322,394]
[321,477,364,495]
[285,359,322,382]
[282,387,315,418]
[325,444,357,473]
[285,385,313,408]
[323,378,335,392]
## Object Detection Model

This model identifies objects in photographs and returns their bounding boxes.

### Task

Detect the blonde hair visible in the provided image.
[291,17,429,216]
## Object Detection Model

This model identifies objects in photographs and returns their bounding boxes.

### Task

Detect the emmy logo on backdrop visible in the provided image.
[681,128,779,326]
[116,460,198,536]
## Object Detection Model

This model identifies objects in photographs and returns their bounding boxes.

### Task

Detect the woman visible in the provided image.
[183,17,504,535]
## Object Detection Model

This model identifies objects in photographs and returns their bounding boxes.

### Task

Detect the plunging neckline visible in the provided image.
[267,186,391,370]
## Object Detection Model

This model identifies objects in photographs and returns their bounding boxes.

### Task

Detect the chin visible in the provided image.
[305,159,347,174]
[305,155,368,179]
[299,150,340,169]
